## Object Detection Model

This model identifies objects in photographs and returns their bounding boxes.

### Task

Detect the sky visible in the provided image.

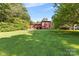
[24,3,56,22]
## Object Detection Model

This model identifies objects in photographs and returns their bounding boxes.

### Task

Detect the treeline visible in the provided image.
[52,4,79,29]
[0,3,30,32]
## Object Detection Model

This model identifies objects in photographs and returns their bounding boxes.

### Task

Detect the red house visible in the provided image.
[41,21,52,29]
[30,20,52,29]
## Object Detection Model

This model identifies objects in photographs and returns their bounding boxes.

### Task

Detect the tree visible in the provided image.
[52,3,79,29]
[42,18,48,21]
[0,3,30,32]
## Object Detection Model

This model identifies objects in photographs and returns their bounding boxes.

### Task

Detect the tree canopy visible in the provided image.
[0,3,30,32]
[52,3,79,29]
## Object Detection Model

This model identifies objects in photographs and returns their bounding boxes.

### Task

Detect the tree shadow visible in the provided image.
[0,34,34,56]
[60,31,79,45]
[53,31,79,56]
[0,31,79,56]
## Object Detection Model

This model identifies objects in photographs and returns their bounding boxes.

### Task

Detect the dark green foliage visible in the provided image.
[0,3,30,32]
[52,4,79,29]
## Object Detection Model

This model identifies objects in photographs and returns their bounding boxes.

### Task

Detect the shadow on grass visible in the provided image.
[0,34,39,56]
[50,30,79,55]
[0,30,79,56]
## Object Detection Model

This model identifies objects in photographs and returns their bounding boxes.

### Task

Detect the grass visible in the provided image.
[0,30,79,56]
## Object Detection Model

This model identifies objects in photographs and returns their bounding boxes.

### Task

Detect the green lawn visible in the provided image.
[0,30,79,56]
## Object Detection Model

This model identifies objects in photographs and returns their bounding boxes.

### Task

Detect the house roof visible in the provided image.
[30,20,52,25]
[41,21,51,22]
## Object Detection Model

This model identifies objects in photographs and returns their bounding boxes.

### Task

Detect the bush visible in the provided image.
[0,20,29,32]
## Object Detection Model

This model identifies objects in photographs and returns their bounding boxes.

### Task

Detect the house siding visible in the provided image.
[30,21,52,29]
